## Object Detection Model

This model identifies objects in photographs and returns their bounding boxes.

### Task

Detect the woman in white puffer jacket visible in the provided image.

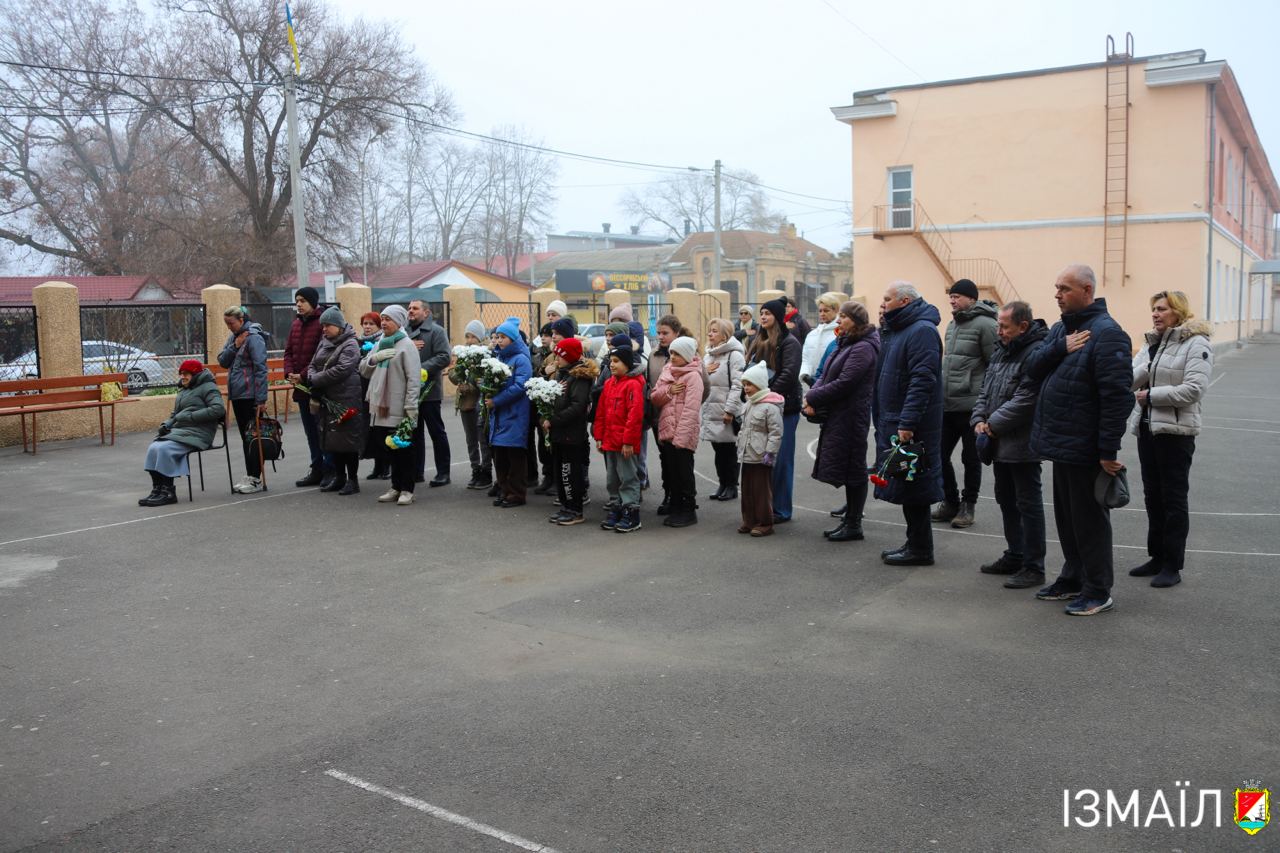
[800,292,844,382]
[1128,290,1213,589]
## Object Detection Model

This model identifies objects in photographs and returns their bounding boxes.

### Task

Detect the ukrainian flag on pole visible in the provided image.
[285,1,301,74]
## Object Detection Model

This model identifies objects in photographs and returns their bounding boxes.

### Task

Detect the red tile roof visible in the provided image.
[0,275,170,304]
[366,261,452,289]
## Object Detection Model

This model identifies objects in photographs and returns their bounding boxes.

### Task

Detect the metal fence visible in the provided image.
[0,305,39,379]
[476,301,542,342]
[79,304,207,390]
[239,303,298,353]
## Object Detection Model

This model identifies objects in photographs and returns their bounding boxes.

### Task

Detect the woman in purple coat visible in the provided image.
[803,301,881,542]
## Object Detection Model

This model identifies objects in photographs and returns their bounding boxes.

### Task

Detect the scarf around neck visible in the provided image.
[376,329,405,367]
[748,387,771,404]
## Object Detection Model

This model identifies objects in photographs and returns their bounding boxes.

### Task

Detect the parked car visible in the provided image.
[0,341,164,389]
[579,323,606,357]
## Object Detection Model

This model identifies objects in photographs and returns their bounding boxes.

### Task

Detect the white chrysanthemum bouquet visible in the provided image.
[523,376,563,446]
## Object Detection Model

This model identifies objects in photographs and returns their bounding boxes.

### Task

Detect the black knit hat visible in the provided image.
[609,340,635,369]
[551,318,576,339]
[949,279,979,300]
[295,286,320,308]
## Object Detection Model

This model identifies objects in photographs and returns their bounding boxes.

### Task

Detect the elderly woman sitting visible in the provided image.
[139,360,226,507]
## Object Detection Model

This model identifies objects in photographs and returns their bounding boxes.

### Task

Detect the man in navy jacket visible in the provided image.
[1026,264,1133,616]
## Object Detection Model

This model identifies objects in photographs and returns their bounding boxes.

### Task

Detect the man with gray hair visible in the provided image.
[873,280,944,565]
[1025,265,1133,616]
[970,301,1050,589]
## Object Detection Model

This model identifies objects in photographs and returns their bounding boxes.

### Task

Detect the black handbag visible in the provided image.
[1095,466,1130,508]
[245,416,285,462]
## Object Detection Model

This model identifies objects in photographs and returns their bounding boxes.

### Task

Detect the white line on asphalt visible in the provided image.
[324,769,562,853]
[692,470,1280,557]
[1200,425,1280,434]
[806,438,819,460]
[1203,415,1280,425]
[0,489,319,548]
[973,494,1280,517]
[1209,371,1226,388]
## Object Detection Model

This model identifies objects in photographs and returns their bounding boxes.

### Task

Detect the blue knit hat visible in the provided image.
[550,318,576,339]
[496,318,522,341]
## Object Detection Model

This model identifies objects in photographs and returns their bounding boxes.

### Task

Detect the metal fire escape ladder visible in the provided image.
[1102,33,1133,288]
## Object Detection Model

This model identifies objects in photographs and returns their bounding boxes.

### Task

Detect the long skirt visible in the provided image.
[144,439,192,477]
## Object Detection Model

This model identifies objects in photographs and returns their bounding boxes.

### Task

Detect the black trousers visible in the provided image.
[665,445,697,512]
[654,431,672,499]
[413,401,450,479]
[845,478,869,523]
[993,461,1045,571]
[372,425,416,492]
[940,410,982,505]
[1051,462,1113,599]
[230,398,262,477]
[527,402,553,480]
[712,441,739,490]
[331,451,359,481]
[1136,423,1196,574]
[552,441,589,513]
[494,445,528,502]
[903,502,933,553]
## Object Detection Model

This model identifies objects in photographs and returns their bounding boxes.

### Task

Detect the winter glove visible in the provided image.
[369,348,396,364]
[761,451,775,467]
[157,422,172,437]
[801,373,813,388]
[360,340,374,353]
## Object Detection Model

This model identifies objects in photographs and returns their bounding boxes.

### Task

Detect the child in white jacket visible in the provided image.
[736,361,783,537]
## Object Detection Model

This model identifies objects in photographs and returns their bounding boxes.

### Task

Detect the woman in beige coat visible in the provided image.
[359,305,422,506]
[1128,290,1213,588]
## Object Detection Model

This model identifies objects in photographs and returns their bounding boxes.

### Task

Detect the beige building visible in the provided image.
[664,225,853,310]
[831,44,1280,345]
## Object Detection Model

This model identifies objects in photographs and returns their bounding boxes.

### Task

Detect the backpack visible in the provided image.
[244,416,285,462]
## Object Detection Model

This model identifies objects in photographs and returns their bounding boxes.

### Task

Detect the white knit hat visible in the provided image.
[546,299,568,318]
[669,336,698,363]
[741,361,770,391]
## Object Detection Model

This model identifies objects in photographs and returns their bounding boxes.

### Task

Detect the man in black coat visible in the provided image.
[1025,265,1133,616]
[406,300,452,486]
[874,282,944,565]
[971,301,1049,589]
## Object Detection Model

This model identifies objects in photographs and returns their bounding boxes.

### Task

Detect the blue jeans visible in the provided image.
[771,412,800,519]
[297,402,330,471]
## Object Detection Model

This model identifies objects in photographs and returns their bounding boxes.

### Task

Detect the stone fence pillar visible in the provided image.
[202,284,241,361]
[32,282,83,378]
[336,283,372,329]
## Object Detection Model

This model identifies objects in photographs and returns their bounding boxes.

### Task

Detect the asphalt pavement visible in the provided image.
[2,337,1278,852]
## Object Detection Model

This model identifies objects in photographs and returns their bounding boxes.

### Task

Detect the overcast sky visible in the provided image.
[336,0,1280,254]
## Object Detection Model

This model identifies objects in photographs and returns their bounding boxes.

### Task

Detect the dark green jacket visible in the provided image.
[163,370,225,450]
[942,300,999,412]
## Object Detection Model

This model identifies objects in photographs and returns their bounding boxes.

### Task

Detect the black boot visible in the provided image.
[533,475,554,495]
[296,467,324,487]
[827,521,864,542]
[830,503,847,518]
[139,471,163,506]
[719,486,737,501]
[320,476,345,493]
[1128,559,1162,577]
[656,493,671,516]
[140,483,178,507]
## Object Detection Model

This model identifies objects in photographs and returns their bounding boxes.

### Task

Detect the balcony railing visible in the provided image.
[948,258,1023,306]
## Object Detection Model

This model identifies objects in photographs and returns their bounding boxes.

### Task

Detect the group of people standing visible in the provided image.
[138,266,1214,617]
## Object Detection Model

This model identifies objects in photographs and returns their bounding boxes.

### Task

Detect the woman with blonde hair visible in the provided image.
[801,292,845,384]
[702,317,746,501]
[1129,290,1213,588]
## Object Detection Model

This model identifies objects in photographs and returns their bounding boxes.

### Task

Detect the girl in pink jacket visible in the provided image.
[650,336,705,527]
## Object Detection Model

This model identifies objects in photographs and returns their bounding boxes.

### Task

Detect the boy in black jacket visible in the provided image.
[544,337,599,525]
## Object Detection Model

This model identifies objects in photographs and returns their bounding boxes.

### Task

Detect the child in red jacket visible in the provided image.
[593,339,645,533]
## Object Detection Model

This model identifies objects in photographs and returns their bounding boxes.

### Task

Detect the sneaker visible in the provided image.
[232,476,250,492]
[235,476,263,494]
[467,477,493,491]
[377,488,401,503]
[397,491,415,506]
[980,554,1020,575]
[1003,568,1046,589]
[1064,596,1114,616]
[555,513,585,526]
[600,505,621,530]
[931,501,959,522]
[614,507,642,533]
[548,510,575,524]
[1036,579,1083,601]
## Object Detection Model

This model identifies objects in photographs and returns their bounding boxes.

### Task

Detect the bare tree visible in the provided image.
[0,0,453,284]
[472,126,556,274]
[621,167,786,238]
[406,134,486,260]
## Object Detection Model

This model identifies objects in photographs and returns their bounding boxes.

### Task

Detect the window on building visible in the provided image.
[888,167,913,229]
[1218,141,1225,201]
[774,279,786,291]
[1227,155,1235,215]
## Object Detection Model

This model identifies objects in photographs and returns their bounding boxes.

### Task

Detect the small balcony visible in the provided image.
[872,203,918,236]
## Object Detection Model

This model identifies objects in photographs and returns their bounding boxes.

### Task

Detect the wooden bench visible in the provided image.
[206,357,293,421]
[0,373,138,454]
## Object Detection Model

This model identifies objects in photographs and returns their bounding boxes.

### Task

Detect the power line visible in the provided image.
[0,59,273,89]
[817,0,925,82]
